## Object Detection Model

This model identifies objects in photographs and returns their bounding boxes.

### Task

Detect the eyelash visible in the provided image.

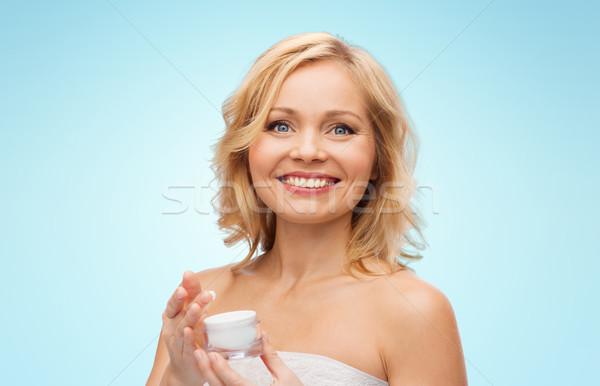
[265,120,290,132]
[266,120,356,135]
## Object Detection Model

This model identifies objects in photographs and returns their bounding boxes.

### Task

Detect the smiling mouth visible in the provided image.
[277,175,340,189]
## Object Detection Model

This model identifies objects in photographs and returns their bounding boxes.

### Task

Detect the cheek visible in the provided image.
[248,151,265,184]
[346,144,377,180]
[248,139,281,181]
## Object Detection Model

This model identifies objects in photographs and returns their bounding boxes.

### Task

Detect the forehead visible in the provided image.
[270,60,367,119]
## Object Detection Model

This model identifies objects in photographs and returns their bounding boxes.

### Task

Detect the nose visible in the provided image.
[289,129,327,163]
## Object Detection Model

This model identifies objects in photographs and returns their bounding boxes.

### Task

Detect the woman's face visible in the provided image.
[248,60,377,224]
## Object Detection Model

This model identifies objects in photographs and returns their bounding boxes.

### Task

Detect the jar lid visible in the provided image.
[204,310,257,330]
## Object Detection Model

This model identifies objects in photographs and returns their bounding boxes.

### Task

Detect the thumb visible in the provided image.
[259,332,289,380]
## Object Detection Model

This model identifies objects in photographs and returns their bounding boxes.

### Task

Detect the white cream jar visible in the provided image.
[203,310,263,360]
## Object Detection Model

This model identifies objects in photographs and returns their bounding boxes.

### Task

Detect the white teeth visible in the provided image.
[281,177,336,188]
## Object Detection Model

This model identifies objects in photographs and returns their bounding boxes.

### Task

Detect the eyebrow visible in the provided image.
[269,106,365,124]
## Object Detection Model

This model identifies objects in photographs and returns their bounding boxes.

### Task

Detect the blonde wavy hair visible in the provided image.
[211,32,427,275]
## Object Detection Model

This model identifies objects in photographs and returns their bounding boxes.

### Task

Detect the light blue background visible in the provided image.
[1,1,598,385]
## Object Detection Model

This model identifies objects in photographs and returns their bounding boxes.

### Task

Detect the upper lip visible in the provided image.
[277,171,339,180]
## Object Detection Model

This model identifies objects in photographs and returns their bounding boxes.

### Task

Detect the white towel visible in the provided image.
[226,351,388,385]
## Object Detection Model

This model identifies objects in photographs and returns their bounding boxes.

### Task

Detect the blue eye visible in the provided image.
[334,126,347,135]
[333,125,354,135]
[268,121,290,132]
[276,123,290,132]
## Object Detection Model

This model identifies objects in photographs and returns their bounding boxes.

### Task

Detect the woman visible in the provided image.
[147,32,467,385]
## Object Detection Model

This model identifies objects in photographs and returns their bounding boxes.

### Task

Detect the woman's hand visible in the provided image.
[194,332,304,386]
[160,271,214,385]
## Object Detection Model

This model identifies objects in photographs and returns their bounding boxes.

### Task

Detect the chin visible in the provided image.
[273,206,352,225]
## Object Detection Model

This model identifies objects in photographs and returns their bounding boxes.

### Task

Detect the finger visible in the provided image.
[172,301,199,355]
[194,350,225,386]
[173,290,215,355]
[186,290,216,322]
[259,332,291,382]
[182,270,202,301]
[182,326,198,358]
[210,353,252,386]
[163,286,187,319]
[183,302,203,327]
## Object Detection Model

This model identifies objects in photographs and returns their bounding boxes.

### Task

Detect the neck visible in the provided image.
[259,213,352,284]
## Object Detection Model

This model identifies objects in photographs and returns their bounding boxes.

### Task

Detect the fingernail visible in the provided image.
[209,352,217,364]
[175,287,183,300]
[194,350,203,362]
[201,290,215,303]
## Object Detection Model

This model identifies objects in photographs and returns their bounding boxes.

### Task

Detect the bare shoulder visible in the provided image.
[195,263,236,291]
[369,269,458,343]
[371,269,468,385]
[373,269,453,318]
